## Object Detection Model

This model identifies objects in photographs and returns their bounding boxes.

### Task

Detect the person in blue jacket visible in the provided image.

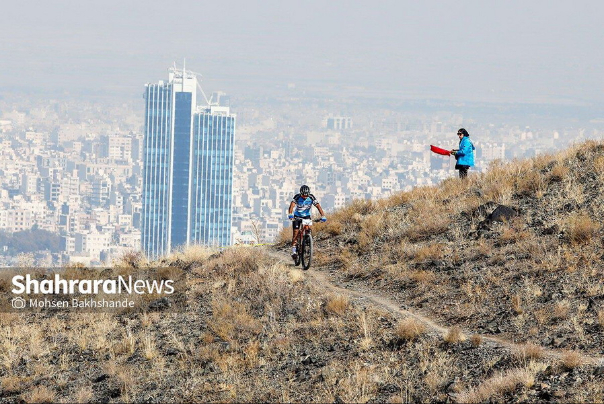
[450,128,475,179]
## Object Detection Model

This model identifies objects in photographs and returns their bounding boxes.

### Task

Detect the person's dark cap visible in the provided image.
[457,128,469,136]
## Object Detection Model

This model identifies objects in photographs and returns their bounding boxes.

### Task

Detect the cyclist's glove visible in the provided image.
[321,216,327,222]
[288,214,294,220]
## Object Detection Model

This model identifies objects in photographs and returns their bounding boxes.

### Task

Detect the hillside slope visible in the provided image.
[2,141,604,403]
[311,140,604,355]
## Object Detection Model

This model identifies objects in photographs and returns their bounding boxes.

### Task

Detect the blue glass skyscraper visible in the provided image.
[142,67,235,258]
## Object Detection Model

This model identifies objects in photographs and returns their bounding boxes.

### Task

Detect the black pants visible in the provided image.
[456,164,469,179]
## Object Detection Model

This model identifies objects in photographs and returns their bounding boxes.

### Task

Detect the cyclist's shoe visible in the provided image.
[321,216,327,222]
[291,246,298,259]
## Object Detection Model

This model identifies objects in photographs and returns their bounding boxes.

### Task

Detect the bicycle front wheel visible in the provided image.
[301,234,313,270]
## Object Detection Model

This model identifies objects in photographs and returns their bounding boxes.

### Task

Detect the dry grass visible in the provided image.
[413,243,447,262]
[25,386,56,403]
[326,295,350,316]
[456,368,536,404]
[408,270,436,284]
[444,326,465,344]
[172,244,218,265]
[566,214,600,245]
[1,375,27,394]
[598,310,604,328]
[561,350,583,369]
[511,294,523,315]
[549,163,570,182]
[553,301,570,320]
[515,343,545,361]
[395,317,427,341]
[470,334,482,347]
[73,386,94,403]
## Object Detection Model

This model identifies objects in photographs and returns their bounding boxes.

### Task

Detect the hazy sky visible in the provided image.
[1,0,603,104]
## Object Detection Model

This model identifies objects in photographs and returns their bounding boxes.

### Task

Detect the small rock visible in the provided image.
[539,383,550,390]
[148,297,171,311]
[538,390,552,400]
[93,373,109,383]
[446,381,461,394]
[553,390,565,398]
[165,347,181,356]
[212,281,226,289]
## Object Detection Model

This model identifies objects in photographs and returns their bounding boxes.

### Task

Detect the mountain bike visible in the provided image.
[293,218,321,270]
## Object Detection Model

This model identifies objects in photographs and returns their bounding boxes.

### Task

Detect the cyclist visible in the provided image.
[288,185,326,259]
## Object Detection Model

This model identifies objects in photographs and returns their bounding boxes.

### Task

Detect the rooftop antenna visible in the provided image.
[187,68,212,106]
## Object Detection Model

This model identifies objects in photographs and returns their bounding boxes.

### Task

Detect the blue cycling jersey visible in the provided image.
[291,194,319,217]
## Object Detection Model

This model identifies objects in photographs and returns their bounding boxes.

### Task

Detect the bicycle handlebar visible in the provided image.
[290,217,324,222]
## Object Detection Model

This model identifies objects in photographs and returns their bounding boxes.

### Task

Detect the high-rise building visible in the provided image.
[142,66,235,258]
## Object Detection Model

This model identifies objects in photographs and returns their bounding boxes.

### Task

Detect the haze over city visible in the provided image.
[2,0,604,105]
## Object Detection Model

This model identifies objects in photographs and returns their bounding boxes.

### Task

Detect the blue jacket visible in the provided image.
[456,136,475,167]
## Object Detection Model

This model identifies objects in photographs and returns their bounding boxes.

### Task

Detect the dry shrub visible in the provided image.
[357,214,388,251]
[210,300,261,342]
[566,214,600,244]
[330,199,376,229]
[275,227,291,245]
[515,343,544,360]
[470,334,482,347]
[561,350,583,369]
[25,386,56,404]
[143,334,159,360]
[553,301,570,320]
[444,326,465,344]
[404,214,450,242]
[174,244,218,264]
[516,170,545,197]
[456,368,535,404]
[598,310,604,328]
[593,155,604,177]
[1,376,27,394]
[74,386,94,403]
[499,226,530,244]
[316,220,344,237]
[288,269,305,284]
[395,317,426,341]
[326,295,350,316]
[244,340,261,367]
[203,247,264,276]
[549,163,569,182]
[511,294,523,315]
[115,250,144,269]
[413,243,447,262]
[380,190,412,208]
[408,270,436,284]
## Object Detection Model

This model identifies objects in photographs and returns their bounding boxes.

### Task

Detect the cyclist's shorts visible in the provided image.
[292,216,310,230]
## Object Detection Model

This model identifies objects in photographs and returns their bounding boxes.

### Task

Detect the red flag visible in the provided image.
[430,145,450,156]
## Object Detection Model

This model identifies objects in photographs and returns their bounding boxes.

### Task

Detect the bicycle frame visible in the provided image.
[293,218,319,270]
[296,218,313,244]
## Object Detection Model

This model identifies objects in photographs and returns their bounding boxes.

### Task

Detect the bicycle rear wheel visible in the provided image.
[301,234,313,270]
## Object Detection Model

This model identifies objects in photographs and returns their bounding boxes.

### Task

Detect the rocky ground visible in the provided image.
[2,141,604,403]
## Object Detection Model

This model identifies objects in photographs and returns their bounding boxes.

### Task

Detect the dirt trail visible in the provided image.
[266,248,604,367]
